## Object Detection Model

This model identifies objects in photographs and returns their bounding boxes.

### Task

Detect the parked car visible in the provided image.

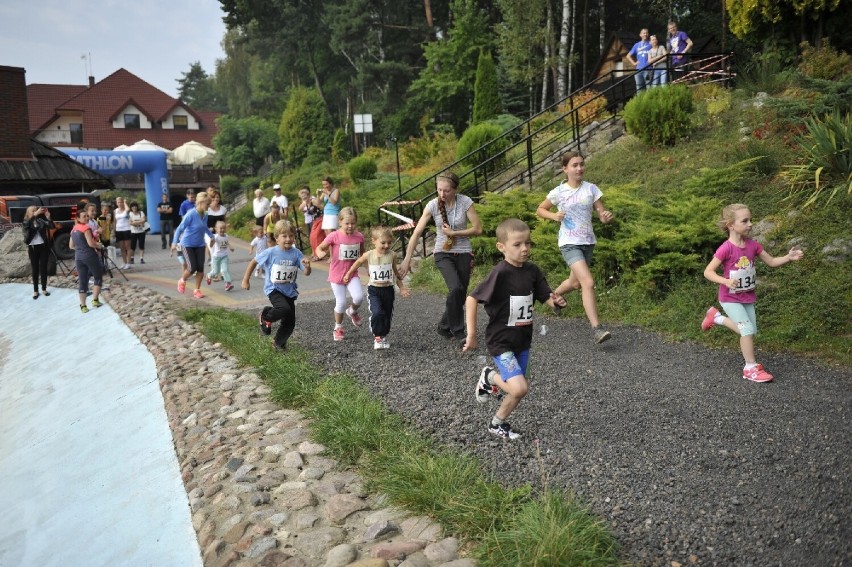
[0,193,101,259]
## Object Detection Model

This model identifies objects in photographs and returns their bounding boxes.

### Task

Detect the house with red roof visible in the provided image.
[28,68,220,151]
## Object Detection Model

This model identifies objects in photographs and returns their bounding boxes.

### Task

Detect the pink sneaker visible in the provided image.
[346,306,363,327]
[193,289,206,299]
[333,327,345,341]
[743,364,773,383]
[701,306,720,331]
[177,278,186,294]
[224,282,234,291]
[206,275,212,286]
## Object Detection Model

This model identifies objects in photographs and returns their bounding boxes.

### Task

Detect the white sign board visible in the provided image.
[354,114,373,134]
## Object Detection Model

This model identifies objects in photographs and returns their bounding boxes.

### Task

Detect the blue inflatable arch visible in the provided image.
[61,150,169,233]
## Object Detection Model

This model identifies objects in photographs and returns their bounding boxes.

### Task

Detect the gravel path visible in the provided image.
[283,292,851,566]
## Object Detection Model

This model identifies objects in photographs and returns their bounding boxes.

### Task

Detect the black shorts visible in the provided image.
[115,230,131,242]
[256,216,265,226]
[184,246,207,274]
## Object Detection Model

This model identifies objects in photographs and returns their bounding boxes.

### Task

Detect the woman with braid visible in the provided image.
[400,171,483,339]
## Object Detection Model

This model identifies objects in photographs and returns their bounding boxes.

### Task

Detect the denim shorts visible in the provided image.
[559,244,595,267]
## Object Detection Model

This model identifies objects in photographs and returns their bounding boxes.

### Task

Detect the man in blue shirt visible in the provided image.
[179,189,195,220]
[627,28,652,92]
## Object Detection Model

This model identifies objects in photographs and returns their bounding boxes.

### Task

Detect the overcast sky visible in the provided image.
[0,1,227,98]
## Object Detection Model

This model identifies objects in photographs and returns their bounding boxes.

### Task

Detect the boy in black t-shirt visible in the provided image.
[463,218,566,440]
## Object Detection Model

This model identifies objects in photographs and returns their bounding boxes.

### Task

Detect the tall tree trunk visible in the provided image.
[557,0,570,100]
[582,0,588,83]
[542,5,552,111]
[568,0,576,93]
[599,0,605,54]
[424,0,433,28]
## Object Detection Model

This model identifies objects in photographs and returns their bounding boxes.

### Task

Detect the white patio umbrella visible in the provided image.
[171,140,217,166]
[114,139,173,158]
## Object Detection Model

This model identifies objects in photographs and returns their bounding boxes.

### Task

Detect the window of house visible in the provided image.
[70,123,83,144]
[173,115,188,130]
[124,114,141,129]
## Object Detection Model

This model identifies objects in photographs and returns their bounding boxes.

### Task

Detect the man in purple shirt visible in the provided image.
[667,21,693,80]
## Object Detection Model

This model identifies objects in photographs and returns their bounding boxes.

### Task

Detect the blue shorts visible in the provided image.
[559,244,594,267]
[720,302,757,337]
[492,350,530,382]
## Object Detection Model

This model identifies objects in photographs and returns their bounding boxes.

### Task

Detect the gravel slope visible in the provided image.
[279,292,850,566]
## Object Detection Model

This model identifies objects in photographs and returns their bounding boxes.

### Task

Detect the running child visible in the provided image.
[206,220,236,291]
[536,151,614,344]
[463,218,566,440]
[314,207,365,341]
[343,225,411,349]
[249,226,268,278]
[701,203,803,383]
[242,220,312,350]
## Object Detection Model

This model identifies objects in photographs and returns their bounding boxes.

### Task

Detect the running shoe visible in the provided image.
[593,326,612,344]
[488,422,521,440]
[381,337,390,349]
[80,304,89,314]
[140,258,145,264]
[701,306,720,331]
[743,364,774,383]
[206,275,212,286]
[333,327,345,341]
[129,257,134,264]
[476,367,500,403]
[374,336,384,350]
[177,278,186,293]
[259,312,272,335]
[224,282,234,291]
[92,298,103,308]
[193,289,205,299]
[346,306,363,327]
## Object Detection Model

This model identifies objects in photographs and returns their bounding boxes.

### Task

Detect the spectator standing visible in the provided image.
[667,21,693,80]
[128,201,147,264]
[253,189,271,227]
[316,177,340,237]
[179,189,196,220]
[157,193,174,249]
[647,34,668,86]
[22,205,55,299]
[271,184,289,218]
[627,28,652,92]
[114,197,132,269]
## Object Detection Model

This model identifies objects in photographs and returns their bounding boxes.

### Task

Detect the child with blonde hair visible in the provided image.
[206,220,236,291]
[343,226,410,349]
[242,220,312,350]
[314,207,365,341]
[702,203,803,383]
[249,225,268,278]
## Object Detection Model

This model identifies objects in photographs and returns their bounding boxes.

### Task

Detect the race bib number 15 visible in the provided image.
[507,293,534,326]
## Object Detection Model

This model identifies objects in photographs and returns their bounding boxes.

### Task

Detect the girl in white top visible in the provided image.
[113,197,133,269]
[128,201,147,264]
[400,171,482,339]
[535,151,614,344]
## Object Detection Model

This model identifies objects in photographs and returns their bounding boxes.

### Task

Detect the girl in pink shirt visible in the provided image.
[701,204,803,383]
[315,207,365,341]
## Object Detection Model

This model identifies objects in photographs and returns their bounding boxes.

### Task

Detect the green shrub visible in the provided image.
[486,114,523,135]
[456,122,511,171]
[783,109,852,206]
[472,50,501,124]
[219,175,241,199]
[736,49,796,94]
[331,128,351,164]
[347,156,378,182]
[278,86,333,167]
[623,84,694,146]
[798,40,852,81]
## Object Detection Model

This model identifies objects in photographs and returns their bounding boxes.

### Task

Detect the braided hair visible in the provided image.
[436,172,460,251]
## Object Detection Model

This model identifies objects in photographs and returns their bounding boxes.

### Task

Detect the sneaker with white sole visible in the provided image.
[488,422,521,440]
[374,336,384,350]
[381,337,390,349]
[177,278,186,293]
[593,326,612,344]
[743,364,773,383]
[346,306,363,327]
[701,306,720,331]
[476,367,500,403]
[333,327,345,341]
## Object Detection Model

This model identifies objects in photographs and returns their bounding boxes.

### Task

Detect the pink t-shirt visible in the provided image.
[714,239,763,304]
[323,230,364,284]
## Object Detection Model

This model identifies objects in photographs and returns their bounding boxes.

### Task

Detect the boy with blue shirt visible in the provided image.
[242,220,312,350]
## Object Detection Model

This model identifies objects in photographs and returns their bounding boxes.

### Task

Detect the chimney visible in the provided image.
[0,65,34,160]
[89,75,95,87]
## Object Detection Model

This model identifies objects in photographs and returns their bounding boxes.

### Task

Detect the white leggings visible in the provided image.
[330,279,363,313]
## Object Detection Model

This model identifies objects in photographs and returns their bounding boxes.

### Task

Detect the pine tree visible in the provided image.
[472,50,501,124]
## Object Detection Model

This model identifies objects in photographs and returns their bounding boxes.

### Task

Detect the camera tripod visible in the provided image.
[100,246,129,282]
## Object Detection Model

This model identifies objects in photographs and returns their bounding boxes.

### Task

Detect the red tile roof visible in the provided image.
[28,68,220,151]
